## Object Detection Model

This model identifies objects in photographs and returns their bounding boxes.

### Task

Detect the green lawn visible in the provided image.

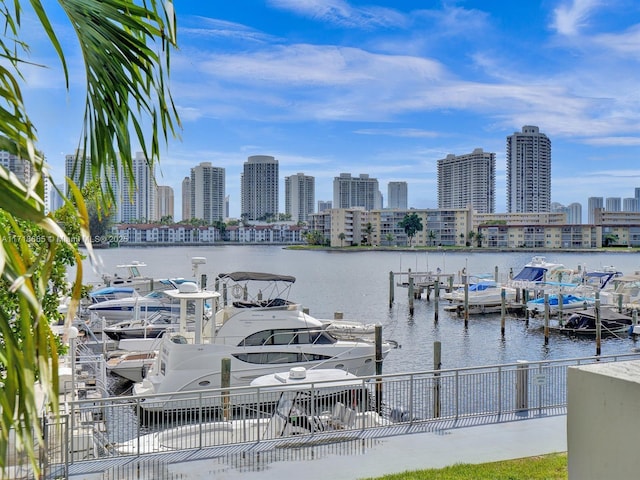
[360,453,567,480]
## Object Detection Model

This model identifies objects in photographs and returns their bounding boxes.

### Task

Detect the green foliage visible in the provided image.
[0,0,178,474]
[398,213,423,246]
[305,230,326,245]
[361,453,567,479]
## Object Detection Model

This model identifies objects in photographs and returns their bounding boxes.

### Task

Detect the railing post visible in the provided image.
[516,360,529,412]
[433,341,441,418]
[389,271,394,308]
[375,325,383,414]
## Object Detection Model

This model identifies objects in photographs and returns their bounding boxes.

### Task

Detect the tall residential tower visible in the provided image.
[333,173,381,211]
[437,148,495,213]
[387,181,408,209]
[241,155,279,221]
[190,162,225,223]
[506,126,551,213]
[285,172,315,222]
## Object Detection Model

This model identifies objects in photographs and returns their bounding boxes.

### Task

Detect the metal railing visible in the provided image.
[6,352,640,479]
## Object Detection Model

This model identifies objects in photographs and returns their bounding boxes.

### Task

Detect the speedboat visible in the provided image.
[552,306,634,337]
[442,275,518,314]
[86,287,183,323]
[133,274,393,414]
[118,367,391,454]
[100,261,185,295]
[102,311,188,341]
[106,351,157,383]
[510,256,576,287]
[526,290,595,317]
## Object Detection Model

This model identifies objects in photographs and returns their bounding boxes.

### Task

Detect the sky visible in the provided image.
[20,0,640,220]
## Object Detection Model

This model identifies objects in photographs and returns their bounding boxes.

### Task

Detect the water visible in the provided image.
[79,246,640,374]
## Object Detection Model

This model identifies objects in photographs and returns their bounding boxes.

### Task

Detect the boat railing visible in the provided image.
[19,351,640,478]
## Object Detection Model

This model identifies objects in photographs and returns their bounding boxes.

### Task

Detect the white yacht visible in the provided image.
[133,273,392,414]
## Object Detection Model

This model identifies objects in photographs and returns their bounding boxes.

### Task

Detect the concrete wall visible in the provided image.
[567,360,640,480]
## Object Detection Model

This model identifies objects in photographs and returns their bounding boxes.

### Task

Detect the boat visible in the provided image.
[509,256,576,287]
[102,311,189,341]
[526,268,623,317]
[106,351,157,383]
[551,306,634,337]
[133,273,393,414]
[99,261,186,295]
[117,367,391,454]
[442,275,518,314]
[526,290,595,317]
[87,286,137,303]
[598,274,640,307]
[85,287,183,323]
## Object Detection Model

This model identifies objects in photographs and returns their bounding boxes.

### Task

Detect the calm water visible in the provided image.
[79,246,640,374]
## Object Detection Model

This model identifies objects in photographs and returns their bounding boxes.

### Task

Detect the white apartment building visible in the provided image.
[190,162,225,223]
[387,181,408,209]
[241,155,279,221]
[118,152,157,223]
[437,148,495,213]
[506,126,551,213]
[333,173,381,211]
[285,172,315,223]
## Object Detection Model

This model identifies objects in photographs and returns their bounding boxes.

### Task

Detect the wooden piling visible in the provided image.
[500,288,506,336]
[389,271,394,308]
[494,265,499,283]
[544,293,550,345]
[434,280,439,323]
[464,281,469,328]
[334,311,343,320]
[595,293,601,356]
[408,275,414,316]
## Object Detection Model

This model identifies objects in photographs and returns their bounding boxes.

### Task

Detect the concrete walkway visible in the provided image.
[160,413,567,480]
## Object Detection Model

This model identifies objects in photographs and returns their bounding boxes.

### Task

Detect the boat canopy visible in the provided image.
[217,272,296,283]
[512,267,546,282]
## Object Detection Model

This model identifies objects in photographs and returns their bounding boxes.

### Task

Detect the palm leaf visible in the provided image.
[0,0,179,474]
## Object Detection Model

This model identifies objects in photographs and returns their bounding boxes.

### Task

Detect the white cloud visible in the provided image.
[267,0,407,29]
[551,0,601,36]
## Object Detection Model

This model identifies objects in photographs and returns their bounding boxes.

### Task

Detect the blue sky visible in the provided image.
[22,0,640,219]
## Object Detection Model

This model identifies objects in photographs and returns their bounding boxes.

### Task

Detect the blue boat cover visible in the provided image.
[512,267,546,282]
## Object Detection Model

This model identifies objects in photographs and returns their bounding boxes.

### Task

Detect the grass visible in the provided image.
[360,453,567,480]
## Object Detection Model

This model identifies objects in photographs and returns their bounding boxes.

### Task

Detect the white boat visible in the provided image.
[103,311,190,341]
[526,290,595,316]
[133,273,393,414]
[85,288,183,324]
[509,256,576,287]
[442,275,518,313]
[106,351,157,383]
[118,367,391,454]
[100,261,185,295]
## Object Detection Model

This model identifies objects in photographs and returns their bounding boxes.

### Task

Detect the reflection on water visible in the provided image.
[80,246,640,375]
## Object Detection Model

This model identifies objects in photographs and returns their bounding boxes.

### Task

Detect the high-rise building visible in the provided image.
[317,200,332,213]
[587,197,603,224]
[333,173,381,211]
[118,152,157,223]
[437,148,495,213]
[0,150,32,186]
[156,185,174,220]
[49,182,65,213]
[64,150,92,194]
[567,202,582,224]
[506,126,551,213]
[387,181,408,209]
[190,162,225,223]
[241,155,279,221]
[606,197,621,212]
[623,197,638,212]
[181,177,191,221]
[285,172,315,223]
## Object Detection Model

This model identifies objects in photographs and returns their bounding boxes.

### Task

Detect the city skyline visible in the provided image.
[20,1,640,218]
